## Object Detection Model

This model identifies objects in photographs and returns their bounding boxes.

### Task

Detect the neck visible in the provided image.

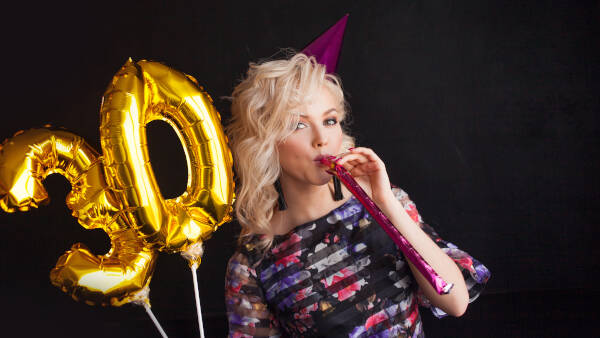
[270,175,349,235]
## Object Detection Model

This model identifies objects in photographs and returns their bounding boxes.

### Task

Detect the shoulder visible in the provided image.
[227,235,266,272]
[226,249,260,283]
[228,249,251,267]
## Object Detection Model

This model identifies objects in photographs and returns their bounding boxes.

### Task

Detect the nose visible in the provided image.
[312,126,328,148]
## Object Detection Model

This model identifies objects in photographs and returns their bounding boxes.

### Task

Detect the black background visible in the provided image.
[1,1,598,337]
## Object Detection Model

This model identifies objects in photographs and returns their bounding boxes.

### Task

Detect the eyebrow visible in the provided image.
[298,108,337,117]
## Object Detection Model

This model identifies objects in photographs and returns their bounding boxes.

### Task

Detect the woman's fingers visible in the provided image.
[338,148,383,167]
[349,147,383,164]
[334,147,385,176]
[335,154,366,174]
[336,153,367,166]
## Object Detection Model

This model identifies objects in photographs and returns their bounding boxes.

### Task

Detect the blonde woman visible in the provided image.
[224,53,490,337]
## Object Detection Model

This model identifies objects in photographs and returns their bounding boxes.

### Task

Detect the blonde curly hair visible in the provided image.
[226,52,354,250]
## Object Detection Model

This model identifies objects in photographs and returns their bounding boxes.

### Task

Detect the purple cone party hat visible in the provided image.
[302,14,348,74]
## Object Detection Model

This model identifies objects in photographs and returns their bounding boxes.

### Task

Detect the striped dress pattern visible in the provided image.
[225,187,490,337]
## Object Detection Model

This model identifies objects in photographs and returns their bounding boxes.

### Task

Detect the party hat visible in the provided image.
[302,14,348,74]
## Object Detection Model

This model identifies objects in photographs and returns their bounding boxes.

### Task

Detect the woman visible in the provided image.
[225,53,489,337]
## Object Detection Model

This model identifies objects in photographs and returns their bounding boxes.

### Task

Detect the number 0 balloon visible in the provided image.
[101,59,234,257]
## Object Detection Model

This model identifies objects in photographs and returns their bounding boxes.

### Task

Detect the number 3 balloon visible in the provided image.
[0,59,234,306]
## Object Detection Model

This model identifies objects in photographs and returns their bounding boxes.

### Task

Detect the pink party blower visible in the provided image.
[321,156,453,295]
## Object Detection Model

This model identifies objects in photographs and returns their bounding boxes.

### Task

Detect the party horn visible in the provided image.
[320,156,453,295]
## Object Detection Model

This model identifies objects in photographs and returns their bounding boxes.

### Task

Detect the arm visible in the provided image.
[376,189,470,316]
[336,147,469,316]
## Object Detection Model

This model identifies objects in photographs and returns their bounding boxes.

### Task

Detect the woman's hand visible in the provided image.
[337,148,470,316]
[335,147,395,205]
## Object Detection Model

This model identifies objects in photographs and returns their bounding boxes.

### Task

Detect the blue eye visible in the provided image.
[296,122,307,130]
[325,118,338,126]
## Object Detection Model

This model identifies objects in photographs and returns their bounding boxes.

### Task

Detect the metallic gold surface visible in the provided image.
[100,59,234,252]
[0,59,234,305]
[0,129,157,306]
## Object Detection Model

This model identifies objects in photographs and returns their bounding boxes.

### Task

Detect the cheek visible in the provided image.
[278,139,301,156]
[277,138,306,166]
[331,128,344,152]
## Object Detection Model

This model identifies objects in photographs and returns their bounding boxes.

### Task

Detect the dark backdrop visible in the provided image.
[1,1,598,336]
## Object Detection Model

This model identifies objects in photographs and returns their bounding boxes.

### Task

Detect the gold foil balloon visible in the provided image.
[0,128,157,306]
[0,59,234,306]
[100,59,234,258]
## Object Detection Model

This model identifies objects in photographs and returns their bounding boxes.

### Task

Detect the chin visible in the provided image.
[314,172,333,186]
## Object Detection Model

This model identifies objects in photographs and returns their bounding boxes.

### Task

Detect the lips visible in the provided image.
[314,155,339,175]
[314,155,327,162]
[313,155,330,169]
[314,154,337,163]
[318,156,339,172]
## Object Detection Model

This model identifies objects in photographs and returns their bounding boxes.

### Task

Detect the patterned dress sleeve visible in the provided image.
[225,250,282,337]
[392,187,491,318]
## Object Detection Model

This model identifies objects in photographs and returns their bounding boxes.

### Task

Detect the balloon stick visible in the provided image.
[191,265,206,338]
[143,304,168,338]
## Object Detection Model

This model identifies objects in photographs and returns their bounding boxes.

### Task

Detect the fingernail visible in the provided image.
[348,147,355,151]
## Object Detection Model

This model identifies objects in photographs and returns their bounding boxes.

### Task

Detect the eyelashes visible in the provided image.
[295,122,307,130]
[295,118,338,130]
[324,118,338,126]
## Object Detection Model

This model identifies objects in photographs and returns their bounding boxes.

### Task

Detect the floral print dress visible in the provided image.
[225,187,490,337]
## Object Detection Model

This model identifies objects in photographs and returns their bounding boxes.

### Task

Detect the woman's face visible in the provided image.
[277,86,344,187]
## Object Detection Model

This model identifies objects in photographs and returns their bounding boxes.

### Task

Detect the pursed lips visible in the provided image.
[313,154,330,163]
